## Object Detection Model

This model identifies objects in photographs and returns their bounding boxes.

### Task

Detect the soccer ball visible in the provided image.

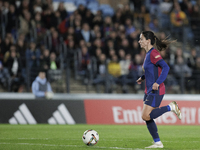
[82,129,99,146]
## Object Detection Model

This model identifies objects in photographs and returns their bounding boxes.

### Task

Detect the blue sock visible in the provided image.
[150,106,170,119]
[146,119,160,142]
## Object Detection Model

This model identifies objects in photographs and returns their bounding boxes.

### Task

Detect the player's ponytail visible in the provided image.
[142,31,174,51]
[154,36,169,51]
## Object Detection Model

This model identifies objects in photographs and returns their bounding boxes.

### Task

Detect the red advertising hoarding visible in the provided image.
[84,99,200,125]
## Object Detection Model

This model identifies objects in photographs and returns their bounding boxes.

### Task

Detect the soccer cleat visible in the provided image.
[145,142,164,148]
[169,101,182,120]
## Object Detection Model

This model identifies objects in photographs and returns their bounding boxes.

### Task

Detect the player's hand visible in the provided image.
[152,82,159,90]
[136,77,144,84]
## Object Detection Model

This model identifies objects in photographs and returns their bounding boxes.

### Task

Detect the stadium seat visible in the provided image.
[86,0,98,3]
[87,2,99,14]
[101,7,114,17]
[75,0,87,6]
[53,1,59,11]
[64,0,75,2]
[64,2,77,13]
[87,1,99,8]
[99,4,111,10]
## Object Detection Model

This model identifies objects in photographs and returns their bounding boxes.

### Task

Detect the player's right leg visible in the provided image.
[169,101,182,120]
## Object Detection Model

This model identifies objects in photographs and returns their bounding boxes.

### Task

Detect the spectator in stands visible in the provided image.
[92,53,113,93]
[7,50,24,92]
[77,4,87,20]
[67,26,76,38]
[32,69,53,99]
[108,55,121,90]
[18,10,33,39]
[96,48,103,58]
[0,37,3,62]
[26,42,41,83]
[91,25,101,39]
[84,10,94,27]
[129,0,143,13]
[119,38,131,55]
[42,0,52,11]
[187,48,197,70]
[51,11,62,30]
[0,60,10,90]
[50,52,58,70]
[1,37,11,56]
[66,39,76,65]
[17,0,33,16]
[16,39,27,80]
[78,46,90,80]
[173,56,192,92]
[118,48,125,59]
[6,4,17,35]
[40,49,50,72]
[190,4,200,46]
[107,49,116,60]
[179,0,192,15]
[119,53,132,93]
[130,39,140,59]
[42,7,54,29]
[121,4,133,24]
[104,40,116,57]
[148,17,160,33]
[51,30,60,55]
[4,44,20,67]
[148,0,160,18]
[35,22,46,45]
[76,22,93,47]
[170,47,189,67]
[90,38,103,57]
[128,31,140,45]
[125,18,135,36]
[109,30,118,47]
[1,1,9,15]
[33,0,43,12]
[159,0,173,30]
[134,5,150,30]
[129,54,144,92]
[190,57,200,93]
[57,2,68,21]
[16,39,26,68]
[170,2,188,41]
[92,11,104,27]
[112,9,123,24]
[103,16,113,38]
[26,42,40,68]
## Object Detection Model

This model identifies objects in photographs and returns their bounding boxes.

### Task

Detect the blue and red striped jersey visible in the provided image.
[143,47,169,95]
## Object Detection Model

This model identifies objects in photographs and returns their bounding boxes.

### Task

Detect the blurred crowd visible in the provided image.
[0,0,200,94]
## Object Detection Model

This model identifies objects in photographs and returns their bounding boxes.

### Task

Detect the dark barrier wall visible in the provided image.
[0,100,86,124]
[1,94,200,125]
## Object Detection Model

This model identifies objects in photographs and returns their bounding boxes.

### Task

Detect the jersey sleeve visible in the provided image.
[150,49,163,65]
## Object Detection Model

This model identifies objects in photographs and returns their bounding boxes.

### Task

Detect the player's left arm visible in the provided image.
[155,60,170,85]
[150,50,170,90]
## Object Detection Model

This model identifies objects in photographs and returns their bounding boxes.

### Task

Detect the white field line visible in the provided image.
[0,138,199,143]
[0,142,141,150]
[0,138,124,141]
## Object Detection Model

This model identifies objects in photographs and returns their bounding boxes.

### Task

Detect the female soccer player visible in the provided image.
[137,31,181,148]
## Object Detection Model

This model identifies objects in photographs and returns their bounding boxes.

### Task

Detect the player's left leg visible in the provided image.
[142,95,166,148]
[142,104,163,148]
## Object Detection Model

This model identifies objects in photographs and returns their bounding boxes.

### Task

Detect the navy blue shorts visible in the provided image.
[143,94,164,107]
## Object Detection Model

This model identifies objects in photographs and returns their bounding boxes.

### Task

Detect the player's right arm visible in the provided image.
[136,75,145,84]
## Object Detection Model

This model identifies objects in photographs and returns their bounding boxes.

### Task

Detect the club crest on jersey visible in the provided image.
[155,55,160,59]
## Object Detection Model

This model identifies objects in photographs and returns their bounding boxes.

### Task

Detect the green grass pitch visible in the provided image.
[0,124,199,150]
